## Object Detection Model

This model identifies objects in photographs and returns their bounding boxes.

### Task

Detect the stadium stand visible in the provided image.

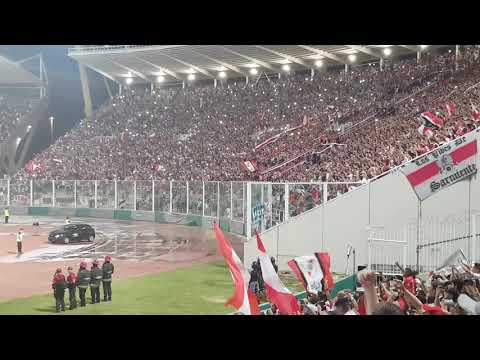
[15,46,480,185]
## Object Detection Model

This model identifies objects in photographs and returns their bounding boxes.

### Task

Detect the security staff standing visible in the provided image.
[16,229,24,255]
[4,207,10,224]
[52,268,67,313]
[66,266,77,310]
[90,259,103,304]
[76,261,90,307]
[102,256,115,301]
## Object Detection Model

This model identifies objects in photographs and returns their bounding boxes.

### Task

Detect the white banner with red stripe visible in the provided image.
[401,130,478,201]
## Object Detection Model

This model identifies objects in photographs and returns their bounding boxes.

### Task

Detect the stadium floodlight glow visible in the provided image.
[420,45,428,50]
[383,47,392,56]
[218,71,226,79]
[187,74,195,81]
[315,60,323,68]
[348,54,357,63]
[282,64,291,72]
[156,75,165,83]
[250,68,258,75]
[26,125,32,131]
[126,77,133,85]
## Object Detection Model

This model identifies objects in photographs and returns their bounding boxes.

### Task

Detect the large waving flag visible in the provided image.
[214,222,256,314]
[255,231,300,315]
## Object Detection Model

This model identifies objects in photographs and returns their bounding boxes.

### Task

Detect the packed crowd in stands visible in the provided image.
[0,96,34,143]
[248,257,480,315]
[14,46,480,186]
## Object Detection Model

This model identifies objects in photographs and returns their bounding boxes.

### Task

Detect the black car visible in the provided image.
[48,224,95,244]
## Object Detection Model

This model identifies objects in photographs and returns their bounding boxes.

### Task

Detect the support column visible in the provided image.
[380,57,384,71]
[217,182,220,218]
[310,68,314,79]
[39,55,44,99]
[7,178,10,206]
[133,181,137,211]
[284,183,289,223]
[214,79,217,88]
[114,180,118,209]
[74,181,77,208]
[77,61,93,119]
[202,181,205,217]
[182,81,186,89]
[344,64,349,73]
[230,182,233,220]
[278,73,281,79]
[150,83,154,93]
[152,180,155,212]
[246,76,249,85]
[52,180,55,207]
[30,180,33,207]
[186,181,189,214]
[322,183,328,204]
[169,181,173,213]
[246,182,252,240]
[94,180,98,208]
[119,84,123,96]
[417,51,421,63]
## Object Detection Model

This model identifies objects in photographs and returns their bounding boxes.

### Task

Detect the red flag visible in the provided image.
[213,222,252,314]
[287,259,308,291]
[418,125,434,139]
[421,111,444,128]
[247,289,261,315]
[256,231,300,315]
[316,252,334,290]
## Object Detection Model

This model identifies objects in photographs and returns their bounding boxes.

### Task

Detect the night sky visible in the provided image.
[0,45,109,156]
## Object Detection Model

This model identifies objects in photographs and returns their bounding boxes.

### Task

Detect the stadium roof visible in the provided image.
[0,54,43,87]
[68,45,445,85]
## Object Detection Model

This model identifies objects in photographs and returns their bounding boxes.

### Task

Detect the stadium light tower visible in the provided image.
[315,60,323,68]
[383,47,392,57]
[187,74,196,81]
[126,77,133,85]
[282,64,291,72]
[157,75,165,83]
[348,54,357,63]
[249,68,258,75]
[218,71,226,79]
[420,45,428,50]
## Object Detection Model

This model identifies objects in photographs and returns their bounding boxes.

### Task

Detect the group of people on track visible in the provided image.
[51,256,115,313]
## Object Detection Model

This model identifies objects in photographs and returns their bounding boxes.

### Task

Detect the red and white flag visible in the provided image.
[421,111,444,128]
[243,160,258,173]
[401,131,478,200]
[444,103,456,117]
[213,223,256,315]
[472,103,480,122]
[288,255,324,294]
[418,125,434,139]
[25,160,41,174]
[153,164,165,172]
[255,231,300,315]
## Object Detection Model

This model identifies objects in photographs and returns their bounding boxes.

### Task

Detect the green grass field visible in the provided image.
[0,262,239,315]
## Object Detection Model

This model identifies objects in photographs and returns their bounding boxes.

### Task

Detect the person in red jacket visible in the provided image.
[403,268,417,295]
[52,268,67,313]
[66,266,77,310]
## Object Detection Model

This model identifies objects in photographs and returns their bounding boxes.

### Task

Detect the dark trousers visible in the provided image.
[90,285,100,304]
[103,281,112,301]
[79,287,87,307]
[68,287,77,309]
[55,289,65,312]
[17,242,22,254]
[5,216,8,224]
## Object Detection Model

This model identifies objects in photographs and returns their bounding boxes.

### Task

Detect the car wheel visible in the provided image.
[89,235,95,242]
[64,237,70,244]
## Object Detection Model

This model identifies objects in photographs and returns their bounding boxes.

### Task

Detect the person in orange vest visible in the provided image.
[52,268,67,313]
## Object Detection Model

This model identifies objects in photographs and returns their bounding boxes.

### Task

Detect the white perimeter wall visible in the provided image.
[244,133,480,273]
